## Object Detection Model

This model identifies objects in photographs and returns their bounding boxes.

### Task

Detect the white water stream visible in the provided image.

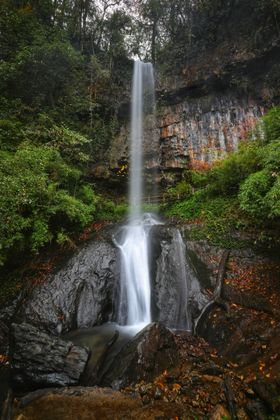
[115,61,190,330]
[115,61,155,328]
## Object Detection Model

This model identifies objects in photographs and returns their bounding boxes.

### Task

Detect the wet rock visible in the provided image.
[0,319,9,354]
[101,323,180,389]
[16,240,119,335]
[0,293,25,353]
[184,238,223,288]
[10,323,89,390]
[150,226,208,330]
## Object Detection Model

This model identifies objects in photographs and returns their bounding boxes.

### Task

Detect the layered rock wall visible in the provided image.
[158,95,264,168]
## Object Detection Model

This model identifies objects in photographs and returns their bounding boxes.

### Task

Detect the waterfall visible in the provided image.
[129,61,155,219]
[115,61,156,328]
[114,61,191,331]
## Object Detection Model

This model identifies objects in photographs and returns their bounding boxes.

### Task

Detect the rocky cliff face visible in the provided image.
[158,95,264,167]
[106,0,280,186]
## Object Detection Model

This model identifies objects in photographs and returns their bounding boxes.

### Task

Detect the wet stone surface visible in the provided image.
[10,323,89,391]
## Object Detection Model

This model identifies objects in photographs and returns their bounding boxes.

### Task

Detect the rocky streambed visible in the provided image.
[1,223,280,419]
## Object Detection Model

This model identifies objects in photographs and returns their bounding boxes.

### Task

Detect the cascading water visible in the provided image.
[115,61,156,328]
[115,61,191,331]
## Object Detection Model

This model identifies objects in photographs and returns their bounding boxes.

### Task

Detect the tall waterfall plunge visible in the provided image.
[115,61,191,330]
[115,61,156,328]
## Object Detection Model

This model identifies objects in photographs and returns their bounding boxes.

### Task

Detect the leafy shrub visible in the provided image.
[0,144,96,265]
[0,119,23,150]
[164,180,193,201]
[267,176,280,217]
[164,190,207,220]
[207,142,260,196]
[95,198,128,221]
[259,139,280,171]
[190,170,209,188]
[262,106,280,143]
[238,170,273,218]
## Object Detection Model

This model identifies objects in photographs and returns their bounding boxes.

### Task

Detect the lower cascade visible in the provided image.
[114,215,156,327]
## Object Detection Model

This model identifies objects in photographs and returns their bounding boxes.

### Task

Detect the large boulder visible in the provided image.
[149,225,209,330]
[16,240,119,335]
[101,323,180,390]
[10,323,89,390]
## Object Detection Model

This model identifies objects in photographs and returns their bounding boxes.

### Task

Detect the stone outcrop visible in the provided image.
[158,95,264,168]
[150,225,209,330]
[101,323,180,389]
[16,239,119,335]
[10,323,89,390]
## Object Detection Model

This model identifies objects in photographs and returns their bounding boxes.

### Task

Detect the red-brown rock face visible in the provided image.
[158,95,265,169]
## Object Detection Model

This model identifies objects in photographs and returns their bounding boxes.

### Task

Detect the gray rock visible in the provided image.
[101,323,180,389]
[16,240,119,335]
[10,323,89,390]
[150,226,209,330]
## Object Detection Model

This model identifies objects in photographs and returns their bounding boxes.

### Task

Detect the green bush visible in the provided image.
[190,170,209,188]
[259,139,280,171]
[239,170,273,218]
[207,142,260,196]
[164,180,193,201]
[0,119,23,150]
[267,176,280,217]
[164,191,203,220]
[262,106,280,143]
[0,144,96,265]
[95,197,128,221]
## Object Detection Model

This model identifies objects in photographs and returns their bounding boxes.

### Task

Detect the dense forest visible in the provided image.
[1,0,280,271]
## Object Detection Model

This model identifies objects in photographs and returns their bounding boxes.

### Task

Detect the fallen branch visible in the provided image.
[194,250,230,335]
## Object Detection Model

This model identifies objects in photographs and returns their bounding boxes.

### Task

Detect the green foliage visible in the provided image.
[165,180,193,201]
[206,142,261,195]
[267,176,280,217]
[260,139,280,171]
[164,190,204,220]
[0,119,23,151]
[239,170,273,218]
[0,144,96,265]
[23,118,91,166]
[95,198,128,221]
[190,170,209,188]
[262,106,280,143]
